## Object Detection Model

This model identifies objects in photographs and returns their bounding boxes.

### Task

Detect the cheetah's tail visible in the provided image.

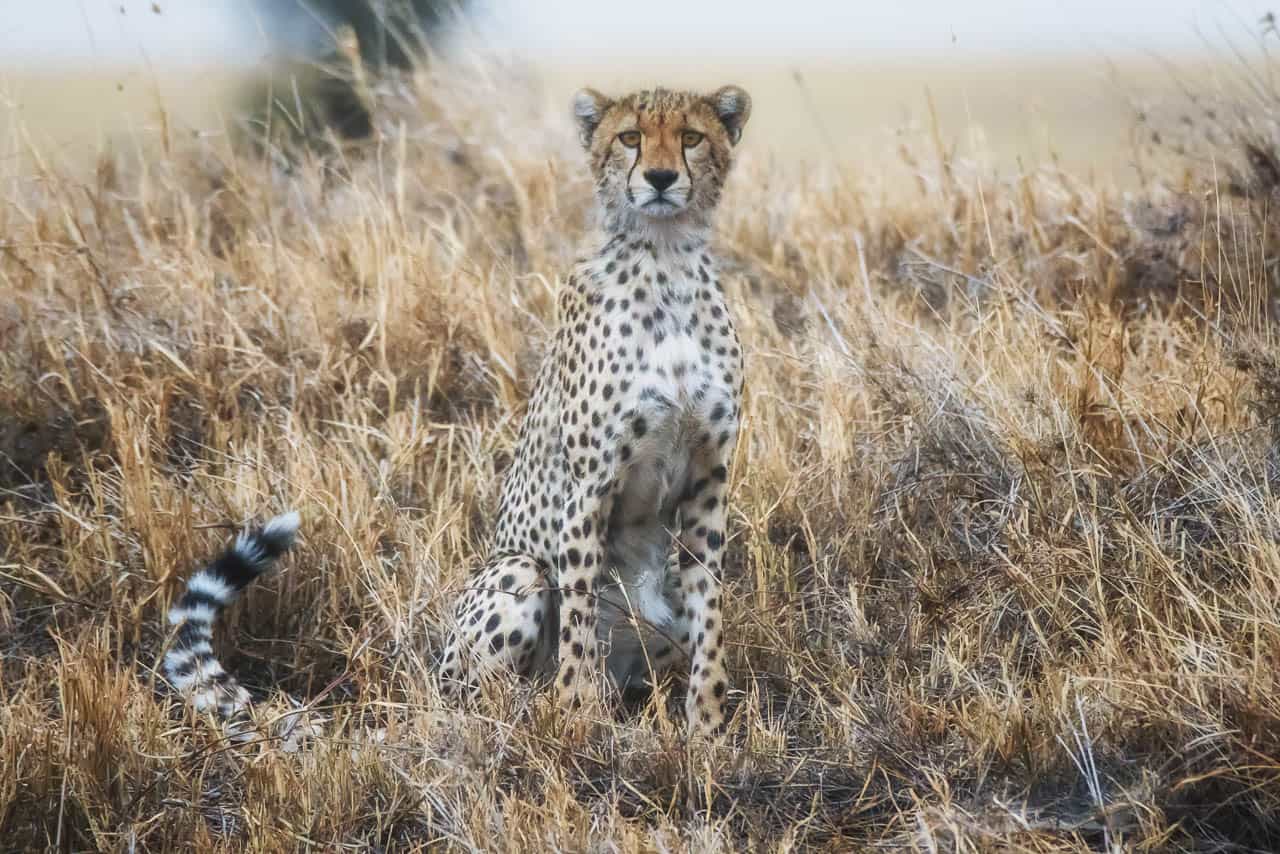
[163,511,300,720]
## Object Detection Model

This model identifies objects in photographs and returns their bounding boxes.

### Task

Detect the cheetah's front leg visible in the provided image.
[675,460,733,736]
[554,483,613,713]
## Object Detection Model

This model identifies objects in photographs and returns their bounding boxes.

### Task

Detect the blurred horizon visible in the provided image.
[0,1,1274,68]
[1,1,1275,187]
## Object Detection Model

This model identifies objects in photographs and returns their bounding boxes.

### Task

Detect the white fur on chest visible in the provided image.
[596,266,734,568]
[645,331,715,410]
[596,278,733,420]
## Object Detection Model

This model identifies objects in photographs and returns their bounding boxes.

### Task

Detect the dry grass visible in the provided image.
[3,45,1280,852]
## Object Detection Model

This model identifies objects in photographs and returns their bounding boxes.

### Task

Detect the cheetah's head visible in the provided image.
[572,86,751,236]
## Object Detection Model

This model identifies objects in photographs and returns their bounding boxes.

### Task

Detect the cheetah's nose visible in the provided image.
[643,169,678,193]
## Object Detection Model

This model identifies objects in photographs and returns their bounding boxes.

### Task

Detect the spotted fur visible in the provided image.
[439,85,750,735]
[163,512,300,722]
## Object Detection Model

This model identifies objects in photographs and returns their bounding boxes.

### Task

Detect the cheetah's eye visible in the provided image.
[681,130,704,148]
[618,131,641,148]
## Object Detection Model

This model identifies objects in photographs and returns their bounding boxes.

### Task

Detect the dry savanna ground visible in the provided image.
[4,44,1280,852]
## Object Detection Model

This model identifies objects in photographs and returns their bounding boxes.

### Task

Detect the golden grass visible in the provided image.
[2,48,1280,851]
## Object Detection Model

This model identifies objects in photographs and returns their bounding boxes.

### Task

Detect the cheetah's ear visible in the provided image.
[572,88,612,147]
[709,85,751,146]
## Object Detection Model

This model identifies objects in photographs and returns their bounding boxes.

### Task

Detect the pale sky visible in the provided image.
[0,0,1274,66]
[484,0,1280,60]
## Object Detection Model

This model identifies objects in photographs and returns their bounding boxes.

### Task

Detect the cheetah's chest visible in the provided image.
[626,335,715,505]
[599,280,738,584]
[616,288,731,450]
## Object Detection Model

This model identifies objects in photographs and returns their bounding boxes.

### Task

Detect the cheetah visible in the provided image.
[438,85,752,735]
[160,85,750,738]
